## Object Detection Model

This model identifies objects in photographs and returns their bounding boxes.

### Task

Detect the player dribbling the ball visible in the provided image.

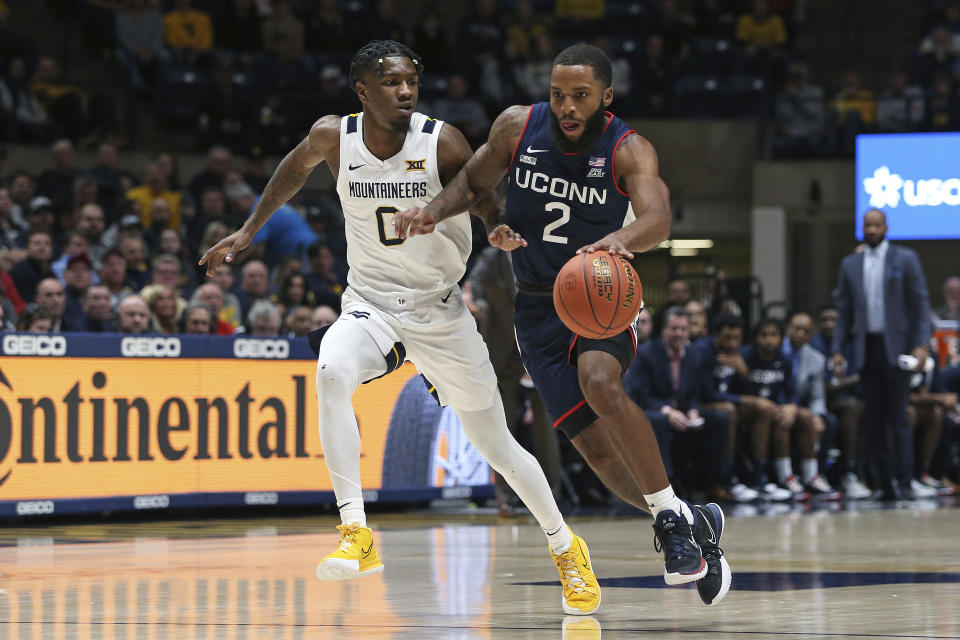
[395,43,732,606]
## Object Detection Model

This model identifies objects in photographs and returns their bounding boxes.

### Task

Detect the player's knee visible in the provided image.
[315,359,357,398]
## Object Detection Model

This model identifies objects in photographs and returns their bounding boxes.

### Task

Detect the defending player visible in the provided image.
[199,40,600,616]
[394,44,731,606]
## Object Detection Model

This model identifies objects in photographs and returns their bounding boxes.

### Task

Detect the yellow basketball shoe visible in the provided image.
[551,528,601,615]
[315,524,384,581]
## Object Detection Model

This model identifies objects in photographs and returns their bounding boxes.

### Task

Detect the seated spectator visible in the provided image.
[311,304,338,330]
[88,142,136,219]
[773,63,826,158]
[141,284,180,333]
[191,282,234,334]
[31,56,119,146]
[115,0,166,91]
[16,303,53,332]
[907,358,957,496]
[187,146,232,212]
[119,231,150,291]
[505,0,551,57]
[261,0,305,56]
[163,0,213,68]
[516,34,555,103]
[284,305,312,337]
[685,300,708,342]
[36,139,79,213]
[782,312,837,496]
[457,0,503,74]
[199,219,230,259]
[158,229,198,295]
[60,253,93,331]
[651,0,696,59]
[241,190,318,267]
[366,0,405,43]
[76,283,115,332]
[117,294,151,333]
[245,298,282,336]
[15,195,57,250]
[76,203,110,266]
[477,39,527,115]
[0,57,55,143]
[126,163,183,231]
[11,229,53,302]
[305,242,344,310]
[696,313,791,501]
[735,0,787,50]
[876,64,925,133]
[0,185,22,254]
[653,278,691,333]
[431,74,491,148]
[316,65,356,120]
[8,170,36,227]
[811,303,871,498]
[98,247,130,310]
[34,277,66,331]
[51,231,92,285]
[741,318,818,499]
[181,300,214,334]
[148,252,189,308]
[635,307,654,347]
[276,272,315,315]
[625,307,733,501]
[410,7,454,74]
[914,25,958,87]
[922,73,960,131]
[635,34,676,117]
[831,69,876,156]
[934,275,960,322]
[235,259,271,319]
[213,262,242,328]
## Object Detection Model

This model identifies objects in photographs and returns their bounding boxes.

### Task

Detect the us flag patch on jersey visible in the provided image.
[588,156,606,167]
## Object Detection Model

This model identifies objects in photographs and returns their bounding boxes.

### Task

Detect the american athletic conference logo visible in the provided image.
[863,165,960,208]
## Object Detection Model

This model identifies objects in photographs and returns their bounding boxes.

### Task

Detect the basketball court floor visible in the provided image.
[1,501,958,639]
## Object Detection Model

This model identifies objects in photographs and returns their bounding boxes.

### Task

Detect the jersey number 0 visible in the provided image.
[376,206,405,246]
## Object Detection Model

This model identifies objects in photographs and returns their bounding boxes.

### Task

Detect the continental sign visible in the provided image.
[0,333,491,515]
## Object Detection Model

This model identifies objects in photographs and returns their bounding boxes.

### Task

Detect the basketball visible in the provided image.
[552,250,644,339]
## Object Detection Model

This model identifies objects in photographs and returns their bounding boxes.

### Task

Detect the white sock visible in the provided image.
[545,524,573,555]
[644,485,694,524]
[337,499,366,527]
[775,457,793,484]
[452,392,569,552]
[801,458,819,484]
[316,320,389,532]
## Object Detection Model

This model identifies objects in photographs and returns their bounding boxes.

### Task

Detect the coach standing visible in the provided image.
[832,208,931,500]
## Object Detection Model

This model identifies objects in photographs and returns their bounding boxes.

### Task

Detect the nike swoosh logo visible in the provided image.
[702,515,717,544]
[526,146,548,153]
[348,163,366,170]
[361,543,373,558]
[440,291,452,303]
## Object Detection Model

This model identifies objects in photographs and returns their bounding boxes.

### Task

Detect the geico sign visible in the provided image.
[16,500,55,515]
[244,491,279,505]
[233,339,289,359]
[121,337,181,358]
[2,334,67,356]
[133,494,170,509]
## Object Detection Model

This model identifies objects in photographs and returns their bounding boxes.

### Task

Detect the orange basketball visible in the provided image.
[553,250,644,339]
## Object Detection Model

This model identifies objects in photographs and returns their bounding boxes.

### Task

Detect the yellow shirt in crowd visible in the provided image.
[164,9,213,50]
[555,0,605,20]
[736,13,787,48]
[125,186,183,230]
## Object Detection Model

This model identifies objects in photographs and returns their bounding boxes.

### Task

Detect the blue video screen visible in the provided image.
[855,132,960,240]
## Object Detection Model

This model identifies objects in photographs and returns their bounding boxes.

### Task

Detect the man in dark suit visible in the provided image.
[832,208,932,499]
[625,307,731,500]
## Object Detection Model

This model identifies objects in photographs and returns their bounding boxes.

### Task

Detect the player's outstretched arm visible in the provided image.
[393,105,528,245]
[198,116,337,276]
[576,134,671,258]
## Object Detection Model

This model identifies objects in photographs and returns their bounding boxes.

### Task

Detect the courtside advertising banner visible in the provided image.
[855,132,960,240]
[0,333,491,517]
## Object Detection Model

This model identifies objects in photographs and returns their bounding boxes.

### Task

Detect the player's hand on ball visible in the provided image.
[394,207,438,238]
[198,229,254,277]
[488,224,527,251]
[576,235,633,259]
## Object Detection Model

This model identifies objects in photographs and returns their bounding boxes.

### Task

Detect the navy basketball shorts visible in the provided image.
[514,293,639,439]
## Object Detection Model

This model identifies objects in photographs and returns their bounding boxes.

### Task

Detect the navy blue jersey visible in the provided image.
[694,336,744,404]
[740,344,793,404]
[504,103,634,288]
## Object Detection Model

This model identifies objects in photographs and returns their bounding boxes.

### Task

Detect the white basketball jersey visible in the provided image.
[336,112,472,297]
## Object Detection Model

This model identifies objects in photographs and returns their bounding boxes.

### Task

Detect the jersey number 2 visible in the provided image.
[376,206,405,246]
[543,202,570,245]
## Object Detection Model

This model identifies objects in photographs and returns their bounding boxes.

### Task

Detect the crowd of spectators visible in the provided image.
[2,0,803,151]
[773,0,960,158]
[0,140,345,338]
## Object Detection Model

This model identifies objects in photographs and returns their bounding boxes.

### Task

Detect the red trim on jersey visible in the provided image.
[611,129,636,197]
[554,399,588,429]
[568,334,579,362]
[510,106,535,167]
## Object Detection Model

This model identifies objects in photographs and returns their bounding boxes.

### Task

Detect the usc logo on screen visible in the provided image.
[2,335,67,356]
